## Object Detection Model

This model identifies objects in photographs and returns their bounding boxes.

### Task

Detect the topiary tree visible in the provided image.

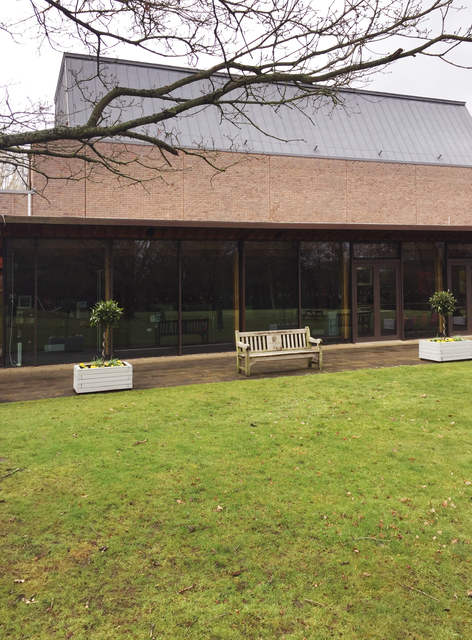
[89,300,124,359]
[429,291,457,338]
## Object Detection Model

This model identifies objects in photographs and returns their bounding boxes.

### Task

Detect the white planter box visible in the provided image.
[73,361,133,394]
[419,340,472,362]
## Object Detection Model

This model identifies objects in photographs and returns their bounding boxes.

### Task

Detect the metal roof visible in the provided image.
[56,53,472,168]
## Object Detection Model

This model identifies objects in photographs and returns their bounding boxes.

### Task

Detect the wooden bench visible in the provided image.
[155,317,210,346]
[235,327,322,377]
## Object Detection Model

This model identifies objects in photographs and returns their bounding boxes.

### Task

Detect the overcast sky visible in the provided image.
[1,5,472,115]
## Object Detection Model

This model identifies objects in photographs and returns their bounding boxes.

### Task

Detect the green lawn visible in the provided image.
[1,363,472,639]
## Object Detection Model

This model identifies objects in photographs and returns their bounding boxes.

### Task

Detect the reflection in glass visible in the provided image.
[300,242,350,343]
[4,239,36,367]
[0,248,2,364]
[181,241,238,353]
[113,240,179,357]
[36,239,106,365]
[353,243,399,259]
[5,239,107,367]
[451,265,468,331]
[356,266,374,337]
[402,243,444,338]
[245,242,298,332]
[380,267,397,336]
[448,244,472,259]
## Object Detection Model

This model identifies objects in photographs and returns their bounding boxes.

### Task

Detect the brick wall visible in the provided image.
[1,142,472,226]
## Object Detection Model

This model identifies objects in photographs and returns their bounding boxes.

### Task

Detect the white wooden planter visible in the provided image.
[419,340,472,362]
[73,361,133,394]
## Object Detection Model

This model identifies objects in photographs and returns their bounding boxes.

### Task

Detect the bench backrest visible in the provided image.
[156,317,209,336]
[236,327,311,352]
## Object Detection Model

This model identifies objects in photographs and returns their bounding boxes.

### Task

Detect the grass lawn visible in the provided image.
[1,363,472,639]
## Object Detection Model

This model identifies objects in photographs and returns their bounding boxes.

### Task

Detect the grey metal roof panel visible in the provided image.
[55,53,472,167]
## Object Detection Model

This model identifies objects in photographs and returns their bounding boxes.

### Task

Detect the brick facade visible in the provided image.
[1,143,472,226]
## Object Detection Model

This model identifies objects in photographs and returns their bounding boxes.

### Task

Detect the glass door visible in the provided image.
[353,262,400,341]
[448,261,472,334]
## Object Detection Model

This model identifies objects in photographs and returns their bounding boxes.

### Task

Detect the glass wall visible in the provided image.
[36,240,106,365]
[353,243,400,259]
[403,242,444,338]
[300,242,350,343]
[0,245,2,365]
[4,235,465,366]
[181,241,238,353]
[447,246,472,334]
[245,241,298,332]
[4,240,36,367]
[113,240,179,358]
[4,239,106,367]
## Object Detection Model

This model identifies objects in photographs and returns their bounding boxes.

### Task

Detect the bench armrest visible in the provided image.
[237,341,250,351]
[308,337,322,346]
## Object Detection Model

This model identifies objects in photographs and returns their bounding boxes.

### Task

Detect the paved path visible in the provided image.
[0,340,434,404]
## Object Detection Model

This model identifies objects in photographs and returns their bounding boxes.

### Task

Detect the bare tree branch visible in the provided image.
[0,0,471,184]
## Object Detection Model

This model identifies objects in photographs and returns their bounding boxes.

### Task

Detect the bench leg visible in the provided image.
[307,350,322,370]
[236,353,241,374]
[245,351,250,377]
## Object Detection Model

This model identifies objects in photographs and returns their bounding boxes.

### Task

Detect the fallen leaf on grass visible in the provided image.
[14,579,25,584]
[467,590,472,597]
[216,505,224,511]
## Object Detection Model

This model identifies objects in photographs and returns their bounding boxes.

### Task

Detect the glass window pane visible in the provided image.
[181,241,238,353]
[353,243,399,259]
[113,240,179,358]
[448,244,472,258]
[36,239,106,365]
[245,241,298,332]
[451,265,467,330]
[402,242,444,339]
[0,250,3,365]
[380,267,397,336]
[4,239,36,367]
[356,266,374,337]
[300,242,350,343]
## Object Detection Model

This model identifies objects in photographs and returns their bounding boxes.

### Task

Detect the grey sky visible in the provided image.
[1,3,472,115]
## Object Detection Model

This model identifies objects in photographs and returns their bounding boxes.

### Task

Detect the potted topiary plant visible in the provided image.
[419,290,472,361]
[73,300,133,393]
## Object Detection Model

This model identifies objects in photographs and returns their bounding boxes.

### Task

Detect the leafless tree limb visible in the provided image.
[0,0,471,184]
